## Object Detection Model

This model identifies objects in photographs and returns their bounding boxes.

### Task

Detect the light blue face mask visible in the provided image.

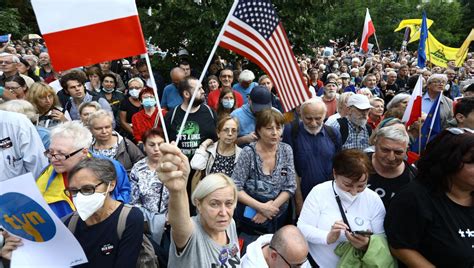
[222,99,235,109]
[142,97,156,108]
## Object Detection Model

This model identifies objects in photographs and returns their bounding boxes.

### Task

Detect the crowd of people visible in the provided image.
[0,37,473,268]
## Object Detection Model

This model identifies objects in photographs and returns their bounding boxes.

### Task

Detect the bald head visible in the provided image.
[269,225,308,267]
[170,67,186,85]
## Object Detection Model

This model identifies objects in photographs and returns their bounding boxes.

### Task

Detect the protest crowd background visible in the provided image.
[0,0,473,267]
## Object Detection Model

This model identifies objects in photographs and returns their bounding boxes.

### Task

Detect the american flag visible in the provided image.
[219,0,310,112]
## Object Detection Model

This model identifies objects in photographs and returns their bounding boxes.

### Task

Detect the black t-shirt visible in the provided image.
[165,104,217,158]
[368,162,413,209]
[385,180,474,268]
[64,204,144,268]
[119,97,141,123]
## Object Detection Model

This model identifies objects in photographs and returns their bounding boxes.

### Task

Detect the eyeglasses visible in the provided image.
[0,61,13,65]
[446,128,474,135]
[269,245,307,268]
[220,128,238,134]
[44,148,84,161]
[64,182,104,197]
[4,86,22,91]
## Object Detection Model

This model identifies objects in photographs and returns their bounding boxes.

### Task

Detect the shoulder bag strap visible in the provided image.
[117,204,132,240]
[331,181,352,232]
[67,212,80,234]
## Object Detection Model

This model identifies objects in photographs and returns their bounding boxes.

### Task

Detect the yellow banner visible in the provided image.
[394,19,434,43]
[426,32,468,67]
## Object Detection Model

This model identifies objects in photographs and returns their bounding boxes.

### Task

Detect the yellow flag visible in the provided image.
[456,28,474,59]
[425,32,468,67]
[394,19,434,43]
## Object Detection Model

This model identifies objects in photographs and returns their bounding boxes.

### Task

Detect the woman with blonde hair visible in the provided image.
[27,82,70,128]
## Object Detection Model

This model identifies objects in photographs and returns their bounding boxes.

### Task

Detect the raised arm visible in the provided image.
[157,142,194,249]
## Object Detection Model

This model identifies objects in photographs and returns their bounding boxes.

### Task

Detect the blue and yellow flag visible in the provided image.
[394,18,434,43]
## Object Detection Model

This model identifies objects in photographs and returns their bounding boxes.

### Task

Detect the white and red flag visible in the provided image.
[360,8,375,53]
[402,75,423,127]
[31,0,146,71]
[219,0,311,112]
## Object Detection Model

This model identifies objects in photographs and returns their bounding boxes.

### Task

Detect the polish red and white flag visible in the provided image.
[402,75,423,127]
[31,0,146,71]
[360,8,375,53]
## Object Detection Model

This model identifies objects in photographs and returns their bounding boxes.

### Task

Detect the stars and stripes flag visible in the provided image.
[219,0,310,112]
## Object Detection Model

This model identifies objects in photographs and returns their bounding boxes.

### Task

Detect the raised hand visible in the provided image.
[157,142,190,193]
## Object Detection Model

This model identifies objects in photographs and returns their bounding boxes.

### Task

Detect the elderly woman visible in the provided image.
[88,109,144,173]
[119,77,144,141]
[386,93,410,111]
[367,97,385,129]
[78,101,101,125]
[157,142,241,266]
[385,128,474,267]
[298,149,386,267]
[129,128,169,242]
[4,75,28,99]
[27,82,70,128]
[232,109,296,235]
[191,116,242,177]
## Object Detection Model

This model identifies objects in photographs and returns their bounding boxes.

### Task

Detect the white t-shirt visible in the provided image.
[297,180,386,268]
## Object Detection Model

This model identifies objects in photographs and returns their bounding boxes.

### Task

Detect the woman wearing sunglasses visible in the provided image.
[385,128,474,267]
[1,158,143,267]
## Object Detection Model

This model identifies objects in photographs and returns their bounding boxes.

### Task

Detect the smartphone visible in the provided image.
[353,230,373,236]
[243,206,257,219]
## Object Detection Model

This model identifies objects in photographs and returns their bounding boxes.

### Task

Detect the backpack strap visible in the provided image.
[337,117,349,145]
[366,124,373,137]
[170,106,179,126]
[117,204,132,240]
[323,124,337,145]
[66,212,80,234]
[203,104,215,120]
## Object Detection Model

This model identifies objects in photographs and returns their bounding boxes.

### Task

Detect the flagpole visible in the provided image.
[418,117,422,154]
[425,94,441,149]
[373,32,381,53]
[175,0,239,144]
[144,53,170,143]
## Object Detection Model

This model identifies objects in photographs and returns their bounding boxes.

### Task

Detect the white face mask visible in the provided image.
[129,89,140,98]
[73,183,110,221]
[335,182,360,203]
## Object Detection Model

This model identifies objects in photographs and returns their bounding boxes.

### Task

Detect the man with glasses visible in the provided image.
[0,110,49,181]
[241,225,310,267]
[422,74,454,128]
[0,52,34,87]
[207,68,244,110]
[36,121,130,218]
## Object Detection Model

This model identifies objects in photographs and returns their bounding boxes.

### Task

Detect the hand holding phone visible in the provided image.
[353,230,373,236]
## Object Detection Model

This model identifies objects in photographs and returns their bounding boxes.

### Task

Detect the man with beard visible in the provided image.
[329,94,372,150]
[367,124,416,209]
[164,77,217,159]
[321,79,338,118]
[283,98,341,212]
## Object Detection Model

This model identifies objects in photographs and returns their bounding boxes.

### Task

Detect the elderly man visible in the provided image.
[422,74,453,128]
[0,53,34,87]
[231,85,273,146]
[207,68,244,110]
[36,121,131,218]
[329,94,373,150]
[368,124,416,209]
[233,69,258,103]
[164,77,217,159]
[161,67,186,110]
[38,52,55,82]
[283,98,341,210]
[321,79,339,117]
[241,225,310,267]
[360,74,384,98]
[444,69,461,100]
[60,70,112,120]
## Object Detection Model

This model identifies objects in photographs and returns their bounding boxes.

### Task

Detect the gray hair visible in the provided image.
[374,124,409,145]
[370,97,385,106]
[87,109,114,128]
[23,55,39,64]
[68,157,117,184]
[127,77,144,88]
[427,73,448,84]
[387,71,397,77]
[338,92,355,112]
[191,173,238,207]
[238,69,255,82]
[300,97,327,117]
[326,73,338,80]
[78,101,101,116]
[0,52,20,63]
[50,121,93,149]
[0,100,38,122]
[387,93,410,110]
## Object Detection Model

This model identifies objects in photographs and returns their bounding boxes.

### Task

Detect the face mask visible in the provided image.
[142,97,156,108]
[102,87,114,93]
[73,183,110,221]
[335,182,360,203]
[129,89,140,98]
[222,99,235,109]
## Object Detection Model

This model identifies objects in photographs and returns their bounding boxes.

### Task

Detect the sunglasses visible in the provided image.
[269,245,307,268]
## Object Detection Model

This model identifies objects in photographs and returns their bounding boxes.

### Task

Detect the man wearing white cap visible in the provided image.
[328,94,373,150]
